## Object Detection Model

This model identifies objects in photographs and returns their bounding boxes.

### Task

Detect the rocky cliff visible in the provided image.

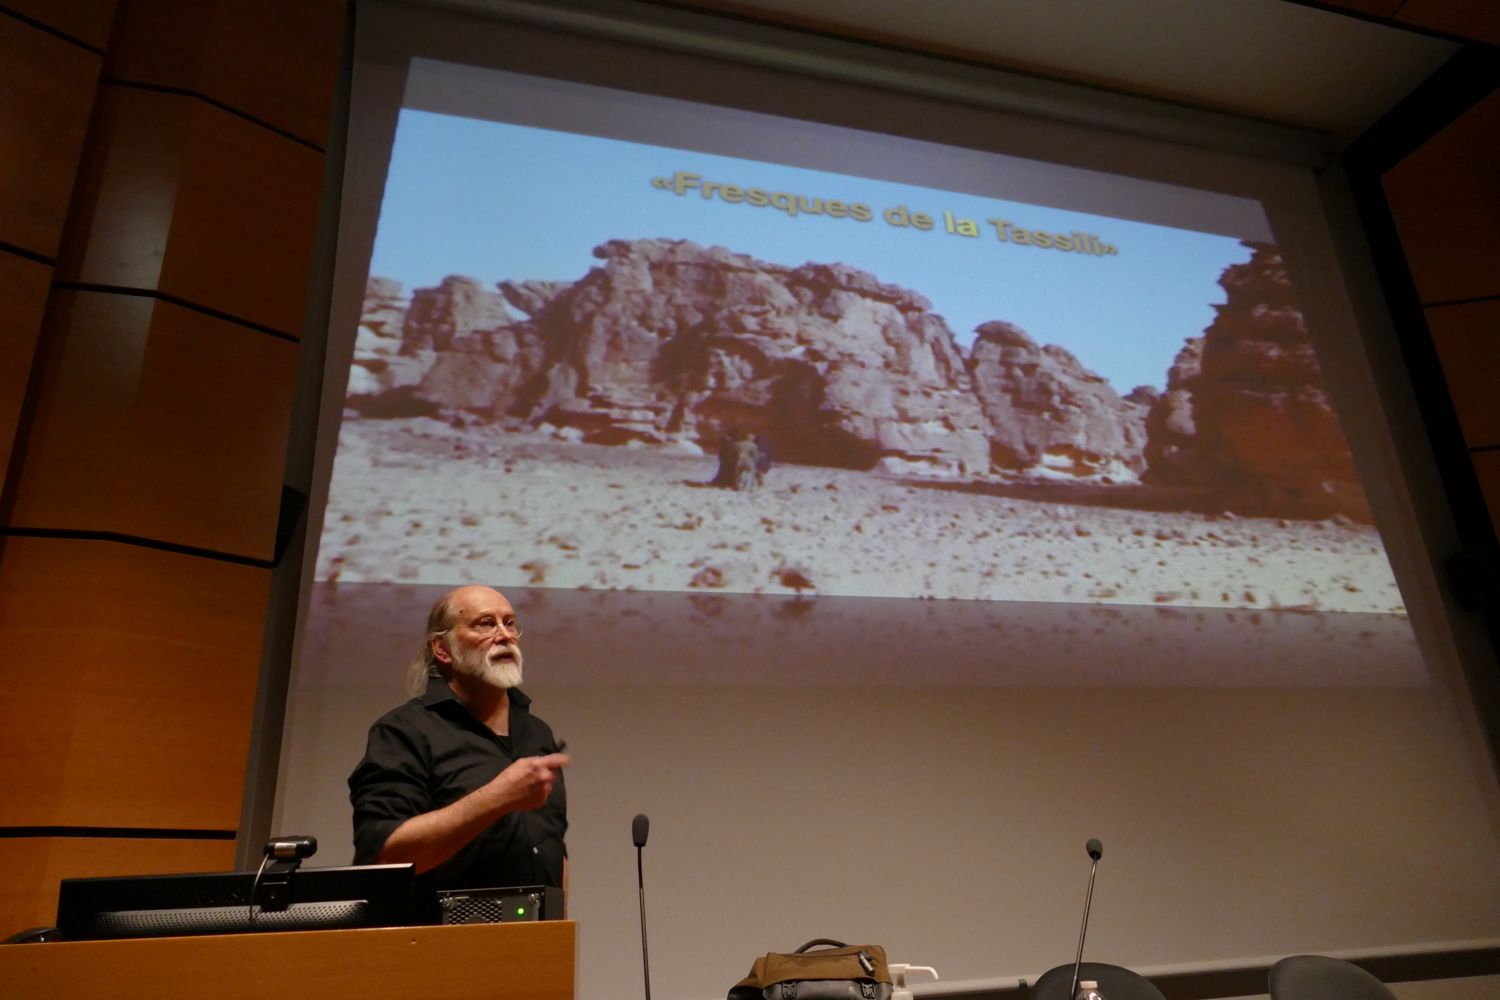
[1142,242,1369,520]
[348,237,1365,516]
[352,239,1147,478]
[968,320,1151,477]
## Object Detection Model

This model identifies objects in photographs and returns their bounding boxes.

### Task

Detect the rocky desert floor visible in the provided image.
[315,416,1407,616]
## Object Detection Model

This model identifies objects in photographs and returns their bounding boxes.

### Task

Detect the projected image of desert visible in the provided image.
[316,235,1404,616]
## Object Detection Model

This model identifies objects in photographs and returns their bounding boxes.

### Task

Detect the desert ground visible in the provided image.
[315,417,1406,616]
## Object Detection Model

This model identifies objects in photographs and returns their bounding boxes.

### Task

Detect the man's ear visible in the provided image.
[431,635,453,665]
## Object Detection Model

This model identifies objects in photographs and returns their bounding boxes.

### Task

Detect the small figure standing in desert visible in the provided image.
[711,427,765,491]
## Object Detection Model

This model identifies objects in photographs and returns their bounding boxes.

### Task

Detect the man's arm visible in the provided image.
[377,752,569,874]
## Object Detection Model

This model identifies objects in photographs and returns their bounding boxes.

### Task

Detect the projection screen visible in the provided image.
[271,3,1500,998]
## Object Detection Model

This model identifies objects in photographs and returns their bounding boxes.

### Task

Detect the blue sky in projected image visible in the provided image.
[370,110,1256,394]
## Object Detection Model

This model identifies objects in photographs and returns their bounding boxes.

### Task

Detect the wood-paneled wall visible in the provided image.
[1382,88,1500,522]
[0,0,341,937]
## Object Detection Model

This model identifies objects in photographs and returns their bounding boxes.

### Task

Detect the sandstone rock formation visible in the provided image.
[1143,243,1369,520]
[347,278,431,415]
[348,238,1360,510]
[360,240,1010,475]
[1142,336,1203,479]
[400,275,511,355]
[968,321,1150,476]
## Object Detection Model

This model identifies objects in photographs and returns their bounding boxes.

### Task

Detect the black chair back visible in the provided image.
[1269,955,1398,1000]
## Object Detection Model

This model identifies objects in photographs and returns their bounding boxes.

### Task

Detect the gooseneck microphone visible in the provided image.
[1068,838,1104,1000]
[633,813,649,849]
[633,814,652,1000]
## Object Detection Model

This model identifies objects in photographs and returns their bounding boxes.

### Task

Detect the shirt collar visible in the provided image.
[422,673,531,711]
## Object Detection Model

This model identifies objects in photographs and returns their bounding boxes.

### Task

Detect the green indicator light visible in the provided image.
[516,906,526,915]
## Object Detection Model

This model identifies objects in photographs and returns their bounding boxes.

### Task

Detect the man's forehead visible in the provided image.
[448,586,513,619]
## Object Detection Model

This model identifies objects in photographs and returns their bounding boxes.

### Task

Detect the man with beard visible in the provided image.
[348,585,570,895]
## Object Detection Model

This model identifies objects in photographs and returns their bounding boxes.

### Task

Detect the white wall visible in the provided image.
[276,584,1500,1000]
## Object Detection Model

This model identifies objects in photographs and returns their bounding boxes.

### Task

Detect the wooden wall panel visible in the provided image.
[0,537,270,830]
[106,0,344,148]
[0,0,343,946]
[8,291,299,559]
[0,836,233,939]
[0,252,52,475]
[160,95,325,334]
[57,85,324,336]
[1382,89,1500,305]
[1316,0,1405,17]
[4,1,118,50]
[1397,0,1500,47]
[53,84,184,294]
[1425,299,1500,450]
[0,14,103,258]
[1473,450,1500,533]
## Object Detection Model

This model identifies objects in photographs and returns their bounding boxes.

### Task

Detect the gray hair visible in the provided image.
[405,592,457,696]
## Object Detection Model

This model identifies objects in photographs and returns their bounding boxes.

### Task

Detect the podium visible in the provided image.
[0,919,575,1000]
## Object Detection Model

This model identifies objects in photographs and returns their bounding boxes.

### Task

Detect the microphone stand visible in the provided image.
[1068,851,1100,1000]
[637,843,651,1000]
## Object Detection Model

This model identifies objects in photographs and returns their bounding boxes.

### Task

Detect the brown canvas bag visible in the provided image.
[728,939,894,1000]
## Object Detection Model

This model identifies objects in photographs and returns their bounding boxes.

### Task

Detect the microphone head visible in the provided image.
[1086,838,1103,861]
[632,813,650,848]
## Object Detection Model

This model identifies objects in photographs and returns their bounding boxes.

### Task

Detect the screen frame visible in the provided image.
[243,0,1491,840]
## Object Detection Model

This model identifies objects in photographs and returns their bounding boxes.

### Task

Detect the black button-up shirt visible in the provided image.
[348,677,567,893]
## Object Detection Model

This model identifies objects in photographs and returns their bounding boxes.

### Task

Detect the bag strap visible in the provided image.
[794,939,848,953]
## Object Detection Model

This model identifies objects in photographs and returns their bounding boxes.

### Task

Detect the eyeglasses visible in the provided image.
[467,616,522,641]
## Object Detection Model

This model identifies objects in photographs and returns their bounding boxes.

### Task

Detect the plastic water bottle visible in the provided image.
[1075,979,1106,1000]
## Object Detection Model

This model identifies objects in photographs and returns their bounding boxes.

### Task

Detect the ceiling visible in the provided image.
[658,0,1460,144]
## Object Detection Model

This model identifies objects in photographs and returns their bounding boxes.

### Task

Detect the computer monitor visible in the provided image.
[56,864,418,940]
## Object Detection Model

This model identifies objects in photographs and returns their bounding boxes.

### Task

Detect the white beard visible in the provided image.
[450,638,524,689]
